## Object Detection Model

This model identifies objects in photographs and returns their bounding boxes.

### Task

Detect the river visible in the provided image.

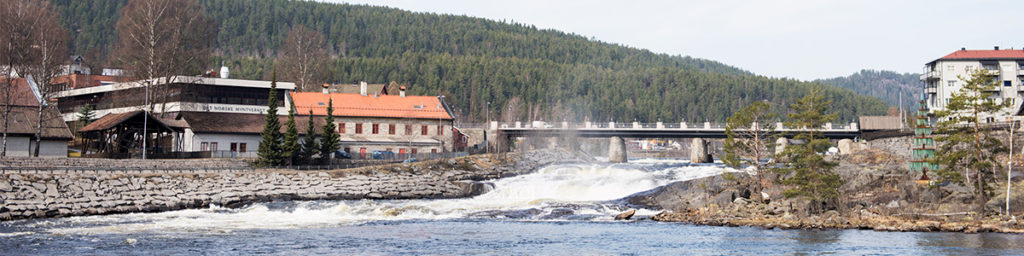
[2,159,1023,255]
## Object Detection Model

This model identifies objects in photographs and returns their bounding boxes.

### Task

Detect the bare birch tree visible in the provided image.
[277,25,328,92]
[113,0,215,114]
[22,1,69,157]
[0,0,46,157]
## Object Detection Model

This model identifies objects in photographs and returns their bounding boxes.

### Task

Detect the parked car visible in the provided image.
[334,150,352,159]
[371,151,395,160]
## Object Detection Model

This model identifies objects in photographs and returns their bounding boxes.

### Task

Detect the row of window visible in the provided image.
[945,78,1024,87]
[200,142,248,152]
[338,123,445,136]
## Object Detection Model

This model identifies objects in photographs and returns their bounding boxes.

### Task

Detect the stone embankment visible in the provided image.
[0,149,589,221]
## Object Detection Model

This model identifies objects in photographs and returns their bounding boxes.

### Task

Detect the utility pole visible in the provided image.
[142,81,149,160]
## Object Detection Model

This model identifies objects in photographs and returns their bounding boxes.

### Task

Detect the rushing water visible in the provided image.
[2,159,1024,255]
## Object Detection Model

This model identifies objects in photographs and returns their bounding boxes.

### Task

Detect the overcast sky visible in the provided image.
[332,0,1024,81]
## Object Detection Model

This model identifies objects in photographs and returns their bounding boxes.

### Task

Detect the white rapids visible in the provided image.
[39,159,737,235]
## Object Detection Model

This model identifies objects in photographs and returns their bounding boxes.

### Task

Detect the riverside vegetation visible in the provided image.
[635,70,1024,233]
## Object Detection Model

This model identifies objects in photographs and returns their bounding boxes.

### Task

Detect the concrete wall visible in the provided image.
[0,149,587,220]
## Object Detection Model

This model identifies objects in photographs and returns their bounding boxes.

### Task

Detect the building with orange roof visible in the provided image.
[922,47,1024,121]
[290,84,457,158]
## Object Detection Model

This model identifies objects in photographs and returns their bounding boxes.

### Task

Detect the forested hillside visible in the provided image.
[50,0,887,123]
[816,70,921,109]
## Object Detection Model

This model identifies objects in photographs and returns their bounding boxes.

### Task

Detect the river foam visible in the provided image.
[41,159,735,235]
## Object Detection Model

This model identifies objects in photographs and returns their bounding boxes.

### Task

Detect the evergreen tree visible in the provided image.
[723,101,775,193]
[773,88,841,213]
[299,109,319,165]
[256,73,283,167]
[318,98,341,164]
[932,68,1011,208]
[282,99,300,166]
[76,105,95,133]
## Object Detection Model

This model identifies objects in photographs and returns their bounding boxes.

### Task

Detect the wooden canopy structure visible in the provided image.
[79,111,185,158]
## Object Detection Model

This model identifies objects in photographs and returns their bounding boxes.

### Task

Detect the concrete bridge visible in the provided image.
[461,121,864,163]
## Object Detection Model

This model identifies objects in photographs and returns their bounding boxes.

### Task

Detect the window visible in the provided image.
[210,142,218,151]
[230,143,238,152]
[356,123,363,134]
[437,125,444,135]
[431,149,437,153]
[405,124,413,135]
[344,147,350,153]
[388,124,396,135]
[201,142,209,151]
[339,123,346,134]
[421,125,428,135]
[372,123,380,134]
[1005,81,1012,87]
[947,65,954,71]
[947,80,956,87]
[411,148,418,154]
[239,143,247,153]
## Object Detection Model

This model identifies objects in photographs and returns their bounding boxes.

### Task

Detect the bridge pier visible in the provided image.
[690,138,711,163]
[609,136,627,163]
[775,137,789,155]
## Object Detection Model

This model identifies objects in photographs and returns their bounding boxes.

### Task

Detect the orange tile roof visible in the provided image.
[290,92,453,120]
[939,49,1024,60]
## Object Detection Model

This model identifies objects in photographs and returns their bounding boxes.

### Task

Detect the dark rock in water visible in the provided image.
[539,208,575,219]
[615,209,636,220]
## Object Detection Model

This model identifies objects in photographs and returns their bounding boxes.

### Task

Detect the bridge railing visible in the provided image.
[468,121,861,131]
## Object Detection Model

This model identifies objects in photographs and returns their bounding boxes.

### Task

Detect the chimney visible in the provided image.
[961,47,966,51]
[322,83,330,94]
[359,81,368,96]
[400,86,406,98]
[994,46,1000,50]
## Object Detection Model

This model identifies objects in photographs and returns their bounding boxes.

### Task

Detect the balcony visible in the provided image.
[920,70,940,80]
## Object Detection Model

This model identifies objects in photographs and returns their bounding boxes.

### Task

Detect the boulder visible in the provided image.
[614,209,636,220]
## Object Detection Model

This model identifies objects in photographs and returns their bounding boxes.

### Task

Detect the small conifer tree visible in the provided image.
[772,88,841,213]
[299,109,319,164]
[318,98,341,164]
[257,72,284,166]
[282,100,300,166]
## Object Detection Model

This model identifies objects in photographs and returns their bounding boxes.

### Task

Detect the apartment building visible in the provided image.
[921,47,1024,122]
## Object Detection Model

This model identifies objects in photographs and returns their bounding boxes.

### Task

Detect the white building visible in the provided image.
[922,47,1024,122]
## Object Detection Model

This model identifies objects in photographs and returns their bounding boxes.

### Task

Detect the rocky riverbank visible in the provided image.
[628,138,1024,234]
[0,149,591,221]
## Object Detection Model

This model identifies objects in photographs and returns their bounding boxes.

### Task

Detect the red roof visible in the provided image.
[939,49,1024,60]
[52,74,125,89]
[290,92,453,120]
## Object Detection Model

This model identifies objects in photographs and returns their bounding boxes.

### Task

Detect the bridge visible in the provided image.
[460,121,868,163]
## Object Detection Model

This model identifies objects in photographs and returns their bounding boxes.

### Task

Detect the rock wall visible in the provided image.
[0,149,588,221]
[0,157,251,169]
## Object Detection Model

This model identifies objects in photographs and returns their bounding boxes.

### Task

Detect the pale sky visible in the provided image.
[332,0,1024,81]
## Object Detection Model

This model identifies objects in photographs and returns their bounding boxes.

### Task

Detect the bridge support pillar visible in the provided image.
[690,138,711,163]
[608,136,627,163]
[775,137,789,155]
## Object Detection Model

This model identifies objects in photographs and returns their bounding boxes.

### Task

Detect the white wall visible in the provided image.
[189,133,261,153]
[3,136,31,157]
[34,140,68,157]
